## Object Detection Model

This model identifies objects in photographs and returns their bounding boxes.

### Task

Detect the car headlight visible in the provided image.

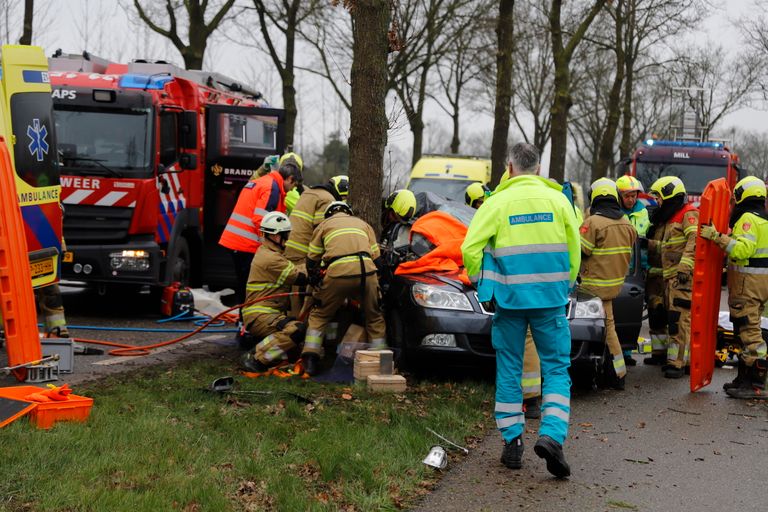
[574,297,604,318]
[411,283,473,311]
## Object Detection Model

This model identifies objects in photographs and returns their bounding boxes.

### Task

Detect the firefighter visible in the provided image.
[382,189,417,232]
[240,212,308,372]
[462,142,580,478]
[465,182,490,209]
[616,175,650,236]
[579,178,637,389]
[700,176,768,399]
[643,219,669,365]
[648,176,698,379]
[219,159,302,303]
[285,175,349,316]
[302,202,386,376]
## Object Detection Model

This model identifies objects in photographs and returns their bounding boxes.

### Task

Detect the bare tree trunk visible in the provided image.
[411,116,425,166]
[348,0,389,234]
[619,54,635,159]
[19,0,33,45]
[592,0,625,181]
[490,0,514,185]
[450,111,460,154]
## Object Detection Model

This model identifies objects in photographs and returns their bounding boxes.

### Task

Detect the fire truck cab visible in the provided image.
[48,52,285,293]
[625,139,740,205]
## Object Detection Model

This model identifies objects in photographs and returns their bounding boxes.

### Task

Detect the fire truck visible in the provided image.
[625,139,740,205]
[48,52,285,294]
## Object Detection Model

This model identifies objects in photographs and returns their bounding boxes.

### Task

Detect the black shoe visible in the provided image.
[624,355,637,367]
[524,397,541,419]
[241,353,269,373]
[533,435,570,478]
[663,366,685,379]
[302,353,320,376]
[724,360,747,391]
[501,435,524,469]
[643,354,665,366]
[609,376,625,391]
[726,360,768,399]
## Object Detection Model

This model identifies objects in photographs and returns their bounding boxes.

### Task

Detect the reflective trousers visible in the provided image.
[603,300,626,378]
[522,331,541,399]
[646,273,669,357]
[493,306,571,445]
[664,276,691,369]
[303,274,386,356]
[728,270,768,366]
[247,313,305,366]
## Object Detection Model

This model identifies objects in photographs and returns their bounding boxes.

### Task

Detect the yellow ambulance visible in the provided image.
[406,154,491,203]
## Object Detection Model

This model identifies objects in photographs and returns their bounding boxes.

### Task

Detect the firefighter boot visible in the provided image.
[241,352,269,373]
[643,353,666,366]
[500,435,524,470]
[524,397,541,419]
[302,353,321,376]
[726,360,768,400]
[534,435,571,478]
[663,366,685,379]
[723,359,748,391]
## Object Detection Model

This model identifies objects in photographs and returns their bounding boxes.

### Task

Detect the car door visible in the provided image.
[613,239,645,349]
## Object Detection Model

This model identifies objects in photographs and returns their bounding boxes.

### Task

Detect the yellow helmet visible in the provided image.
[465,182,490,207]
[650,176,686,200]
[384,189,417,221]
[285,188,300,214]
[589,177,619,203]
[734,176,767,204]
[329,175,349,198]
[280,152,304,171]
[616,175,644,193]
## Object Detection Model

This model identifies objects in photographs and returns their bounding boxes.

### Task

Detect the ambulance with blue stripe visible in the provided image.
[48,52,285,294]
[0,45,61,288]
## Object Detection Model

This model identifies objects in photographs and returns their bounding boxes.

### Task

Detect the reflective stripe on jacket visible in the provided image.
[461,175,581,310]
[219,171,286,253]
[284,187,335,263]
[308,213,380,278]
[718,212,768,275]
[242,239,299,326]
[579,214,637,300]
[659,205,698,279]
[623,202,650,237]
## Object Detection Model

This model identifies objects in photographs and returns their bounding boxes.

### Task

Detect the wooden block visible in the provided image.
[354,350,381,363]
[353,360,380,380]
[367,374,407,393]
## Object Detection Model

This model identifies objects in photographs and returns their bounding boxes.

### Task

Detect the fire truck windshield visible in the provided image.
[54,108,152,178]
[635,162,728,196]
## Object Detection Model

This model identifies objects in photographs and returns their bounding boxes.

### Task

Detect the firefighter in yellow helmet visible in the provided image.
[383,189,417,226]
[579,178,637,389]
[465,182,490,209]
[648,176,698,378]
[616,175,649,236]
[240,212,308,372]
[302,201,387,375]
[701,176,768,398]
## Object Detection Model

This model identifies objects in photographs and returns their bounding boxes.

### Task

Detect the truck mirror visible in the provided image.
[179,153,197,170]
[180,111,198,150]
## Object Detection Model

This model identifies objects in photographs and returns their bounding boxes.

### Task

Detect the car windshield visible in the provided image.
[54,108,153,178]
[635,162,728,196]
[409,178,479,203]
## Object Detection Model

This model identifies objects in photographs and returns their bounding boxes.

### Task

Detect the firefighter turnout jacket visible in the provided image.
[241,239,300,329]
[285,187,336,263]
[579,215,637,300]
[219,171,287,253]
[462,175,581,310]
[307,213,380,278]
[656,205,698,280]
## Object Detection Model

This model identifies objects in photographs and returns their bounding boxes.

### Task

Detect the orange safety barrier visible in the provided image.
[0,137,42,381]
[690,178,731,392]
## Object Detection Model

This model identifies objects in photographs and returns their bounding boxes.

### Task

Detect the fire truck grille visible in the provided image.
[63,205,133,244]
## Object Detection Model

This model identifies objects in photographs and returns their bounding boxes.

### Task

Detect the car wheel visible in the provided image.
[169,238,191,286]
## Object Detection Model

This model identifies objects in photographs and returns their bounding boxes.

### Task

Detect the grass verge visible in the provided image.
[0,357,493,511]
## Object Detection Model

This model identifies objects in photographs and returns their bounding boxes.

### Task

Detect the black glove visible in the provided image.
[308,268,323,288]
[676,271,690,285]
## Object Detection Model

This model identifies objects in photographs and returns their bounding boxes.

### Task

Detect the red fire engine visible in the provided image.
[625,139,740,205]
[48,52,285,293]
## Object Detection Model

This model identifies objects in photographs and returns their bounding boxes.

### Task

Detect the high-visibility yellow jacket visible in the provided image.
[284,187,336,263]
[241,239,299,326]
[714,212,768,274]
[622,202,650,237]
[656,205,698,280]
[462,175,581,309]
[579,214,637,300]
[308,213,380,279]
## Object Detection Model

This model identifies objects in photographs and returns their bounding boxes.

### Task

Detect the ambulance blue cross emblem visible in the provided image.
[27,118,49,162]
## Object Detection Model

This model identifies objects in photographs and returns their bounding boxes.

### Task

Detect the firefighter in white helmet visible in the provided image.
[241,212,308,372]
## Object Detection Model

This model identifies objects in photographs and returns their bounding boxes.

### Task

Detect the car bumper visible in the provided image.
[61,240,162,285]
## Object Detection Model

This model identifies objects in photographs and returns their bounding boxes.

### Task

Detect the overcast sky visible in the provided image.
[4,0,766,180]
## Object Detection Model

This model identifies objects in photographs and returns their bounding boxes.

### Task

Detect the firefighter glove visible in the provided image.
[700,224,719,241]
[308,267,324,288]
[676,271,690,285]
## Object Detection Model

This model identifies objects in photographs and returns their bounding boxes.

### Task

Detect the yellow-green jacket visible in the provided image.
[462,175,581,309]
[714,212,768,273]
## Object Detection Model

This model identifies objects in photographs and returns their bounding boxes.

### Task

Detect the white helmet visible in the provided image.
[260,212,292,235]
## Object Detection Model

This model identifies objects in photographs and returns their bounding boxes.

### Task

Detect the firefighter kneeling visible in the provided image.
[701,176,768,399]
[302,202,387,376]
[241,212,308,373]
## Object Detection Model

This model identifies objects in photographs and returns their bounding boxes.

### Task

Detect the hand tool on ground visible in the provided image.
[1,354,59,375]
[207,376,313,404]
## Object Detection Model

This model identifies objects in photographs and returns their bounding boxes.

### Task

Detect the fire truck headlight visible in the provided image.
[109,250,150,271]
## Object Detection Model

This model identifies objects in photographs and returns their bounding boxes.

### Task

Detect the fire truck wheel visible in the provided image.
[169,238,191,286]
